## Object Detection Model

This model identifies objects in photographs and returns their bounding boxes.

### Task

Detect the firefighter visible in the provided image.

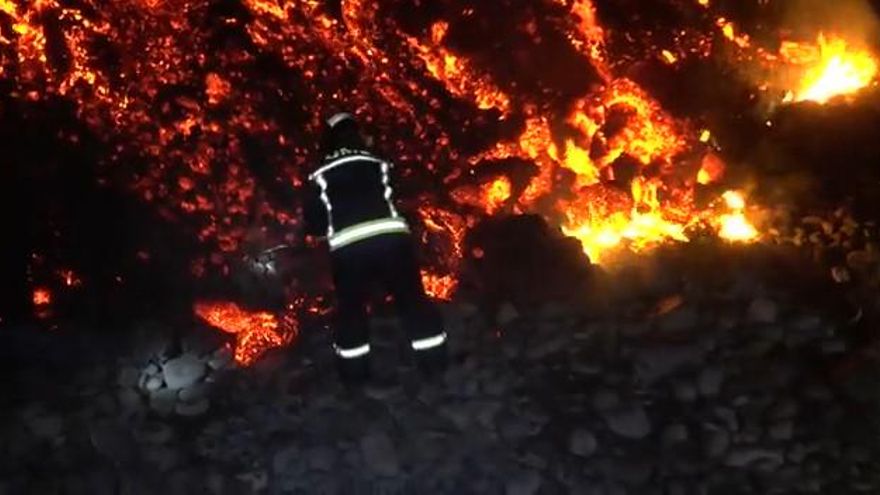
[303,112,448,385]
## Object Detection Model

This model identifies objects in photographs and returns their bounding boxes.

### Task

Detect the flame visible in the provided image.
[560,178,691,263]
[780,34,878,104]
[194,301,297,366]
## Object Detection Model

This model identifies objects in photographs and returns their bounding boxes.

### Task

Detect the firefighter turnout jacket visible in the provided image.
[305,146,410,250]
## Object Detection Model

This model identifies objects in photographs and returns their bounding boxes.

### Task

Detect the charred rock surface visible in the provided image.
[3,229,880,494]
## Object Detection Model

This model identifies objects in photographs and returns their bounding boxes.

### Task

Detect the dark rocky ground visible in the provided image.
[2,211,880,495]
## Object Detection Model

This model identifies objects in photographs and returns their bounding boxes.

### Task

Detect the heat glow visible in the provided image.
[2,0,774,362]
[780,34,878,104]
[194,301,297,366]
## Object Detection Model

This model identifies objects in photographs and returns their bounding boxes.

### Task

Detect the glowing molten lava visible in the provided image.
[1,0,776,361]
[717,190,758,243]
[32,288,51,306]
[194,301,297,367]
[560,178,691,264]
[781,34,878,104]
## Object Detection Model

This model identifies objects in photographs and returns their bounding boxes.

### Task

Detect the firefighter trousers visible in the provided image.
[329,233,447,381]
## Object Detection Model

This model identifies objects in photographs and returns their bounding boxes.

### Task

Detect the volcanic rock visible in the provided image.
[161,354,206,391]
[767,398,799,420]
[592,389,621,412]
[673,380,698,403]
[134,421,173,445]
[820,338,847,354]
[633,344,705,384]
[207,346,234,370]
[748,298,779,324]
[89,420,136,466]
[724,447,784,468]
[116,366,140,388]
[117,388,143,413]
[698,366,726,397]
[149,388,178,416]
[603,404,652,439]
[704,428,731,458]
[769,420,795,442]
[497,303,520,326]
[568,428,598,457]
[360,431,400,477]
[142,445,184,472]
[602,458,654,487]
[23,410,63,440]
[306,445,338,472]
[505,469,542,495]
[272,446,307,479]
[661,423,690,448]
[713,407,739,432]
[497,411,543,441]
[144,375,164,392]
[178,384,209,403]
[176,397,210,416]
[658,306,699,333]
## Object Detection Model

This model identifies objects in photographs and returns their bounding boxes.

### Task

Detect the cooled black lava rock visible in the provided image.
[460,214,594,307]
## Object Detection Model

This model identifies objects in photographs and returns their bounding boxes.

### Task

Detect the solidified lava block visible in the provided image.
[461,214,593,308]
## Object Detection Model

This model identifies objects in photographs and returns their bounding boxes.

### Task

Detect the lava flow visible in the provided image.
[194,301,298,366]
[19,0,871,363]
[779,34,879,104]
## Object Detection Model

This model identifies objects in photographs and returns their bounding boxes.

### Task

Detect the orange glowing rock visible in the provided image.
[484,177,512,215]
[205,73,231,105]
[406,21,511,112]
[33,288,51,306]
[194,301,297,367]
[0,0,769,286]
[661,50,678,65]
[421,271,457,301]
[698,152,726,185]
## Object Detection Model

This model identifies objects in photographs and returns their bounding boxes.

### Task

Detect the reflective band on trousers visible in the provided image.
[334,343,370,359]
[328,217,410,251]
[411,332,447,351]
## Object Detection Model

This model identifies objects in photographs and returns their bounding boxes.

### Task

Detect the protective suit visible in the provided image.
[304,112,448,384]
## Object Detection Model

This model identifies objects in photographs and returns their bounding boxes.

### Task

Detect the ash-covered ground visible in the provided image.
[3,211,880,495]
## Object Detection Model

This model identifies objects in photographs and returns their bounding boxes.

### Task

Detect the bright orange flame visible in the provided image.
[560,179,691,263]
[780,34,878,104]
[194,301,297,366]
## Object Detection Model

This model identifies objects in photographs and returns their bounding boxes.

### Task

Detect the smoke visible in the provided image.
[776,0,880,45]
